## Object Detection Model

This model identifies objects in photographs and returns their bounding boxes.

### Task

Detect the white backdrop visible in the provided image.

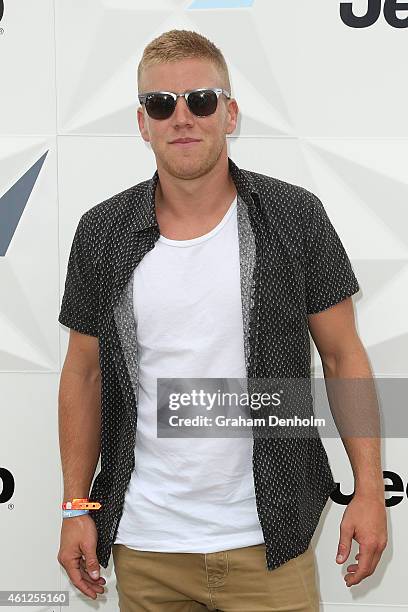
[1,1,407,610]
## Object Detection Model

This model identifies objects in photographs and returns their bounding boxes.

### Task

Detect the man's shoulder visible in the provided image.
[244,168,320,214]
[243,168,325,253]
[80,178,151,228]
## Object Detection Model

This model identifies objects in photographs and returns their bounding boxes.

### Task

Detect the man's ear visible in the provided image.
[225,99,239,135]
[137,107,150,143]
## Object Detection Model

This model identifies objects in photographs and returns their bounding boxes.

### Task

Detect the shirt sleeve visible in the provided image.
[304,193,360,315]
[58,213,99,337]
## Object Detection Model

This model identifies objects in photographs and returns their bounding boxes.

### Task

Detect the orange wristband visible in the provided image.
[62,497,102,510]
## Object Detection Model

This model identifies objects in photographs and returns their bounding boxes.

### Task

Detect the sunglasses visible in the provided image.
[138,87,231,120]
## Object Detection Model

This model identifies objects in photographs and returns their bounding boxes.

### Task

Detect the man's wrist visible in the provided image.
[62,493,90,501]
[353,484,384,501]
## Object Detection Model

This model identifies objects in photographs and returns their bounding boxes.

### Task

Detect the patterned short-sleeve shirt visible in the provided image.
[58,156,360,570]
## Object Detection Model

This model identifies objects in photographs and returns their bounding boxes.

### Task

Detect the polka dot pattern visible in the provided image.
[58,156,360,570]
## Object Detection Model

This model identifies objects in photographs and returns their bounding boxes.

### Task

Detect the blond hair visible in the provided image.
[137,29,231,94]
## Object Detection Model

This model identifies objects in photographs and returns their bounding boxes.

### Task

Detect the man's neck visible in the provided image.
[154,155,237,221]
[154,168,237,241]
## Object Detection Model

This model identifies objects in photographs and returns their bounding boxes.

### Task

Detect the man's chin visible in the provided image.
[162,157,208,179]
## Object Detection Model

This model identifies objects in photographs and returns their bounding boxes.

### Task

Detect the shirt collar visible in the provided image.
[135,156,260,233]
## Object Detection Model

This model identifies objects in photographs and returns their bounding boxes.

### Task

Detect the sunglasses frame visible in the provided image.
[138,87,231,119]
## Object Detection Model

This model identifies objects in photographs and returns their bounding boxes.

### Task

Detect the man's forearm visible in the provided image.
[58,366,101,501]
[322,345,384,500]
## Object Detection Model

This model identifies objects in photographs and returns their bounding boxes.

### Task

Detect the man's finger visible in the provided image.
[79,559,106,586]
[79,566,106,590]
[66,564,99,599]
[348,545,384,582]
[345,551,361,572]
[336,522,353,563]
[81,545,101,580]
[79,572,105,593]
[368,548,383,576]
[345,543,376,585]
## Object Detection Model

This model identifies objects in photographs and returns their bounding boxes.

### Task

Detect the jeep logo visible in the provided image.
[340,0,408,27]
[0,467,14,504]
[331,470,408,507]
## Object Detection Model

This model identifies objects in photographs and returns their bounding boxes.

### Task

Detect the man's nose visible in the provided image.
[172,96,194,121]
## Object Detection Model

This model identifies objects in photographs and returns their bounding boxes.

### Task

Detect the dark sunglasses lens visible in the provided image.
[145,94,175,119]
[188,90,218,116]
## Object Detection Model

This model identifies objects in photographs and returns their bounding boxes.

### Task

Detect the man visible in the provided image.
[57,29,387,612]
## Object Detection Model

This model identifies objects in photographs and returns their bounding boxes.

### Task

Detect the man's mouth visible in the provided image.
[170,138,201,146]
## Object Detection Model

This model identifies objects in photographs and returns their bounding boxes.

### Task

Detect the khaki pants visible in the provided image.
[112,542,319,611]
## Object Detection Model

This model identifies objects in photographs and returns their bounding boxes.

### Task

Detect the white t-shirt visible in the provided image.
[114,194,264,552]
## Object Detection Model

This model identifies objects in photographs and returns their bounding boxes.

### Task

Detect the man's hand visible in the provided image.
[336,493,387,587]
[57,514,106,600]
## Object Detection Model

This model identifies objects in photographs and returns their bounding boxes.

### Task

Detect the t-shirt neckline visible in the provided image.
[158,195,237,248]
